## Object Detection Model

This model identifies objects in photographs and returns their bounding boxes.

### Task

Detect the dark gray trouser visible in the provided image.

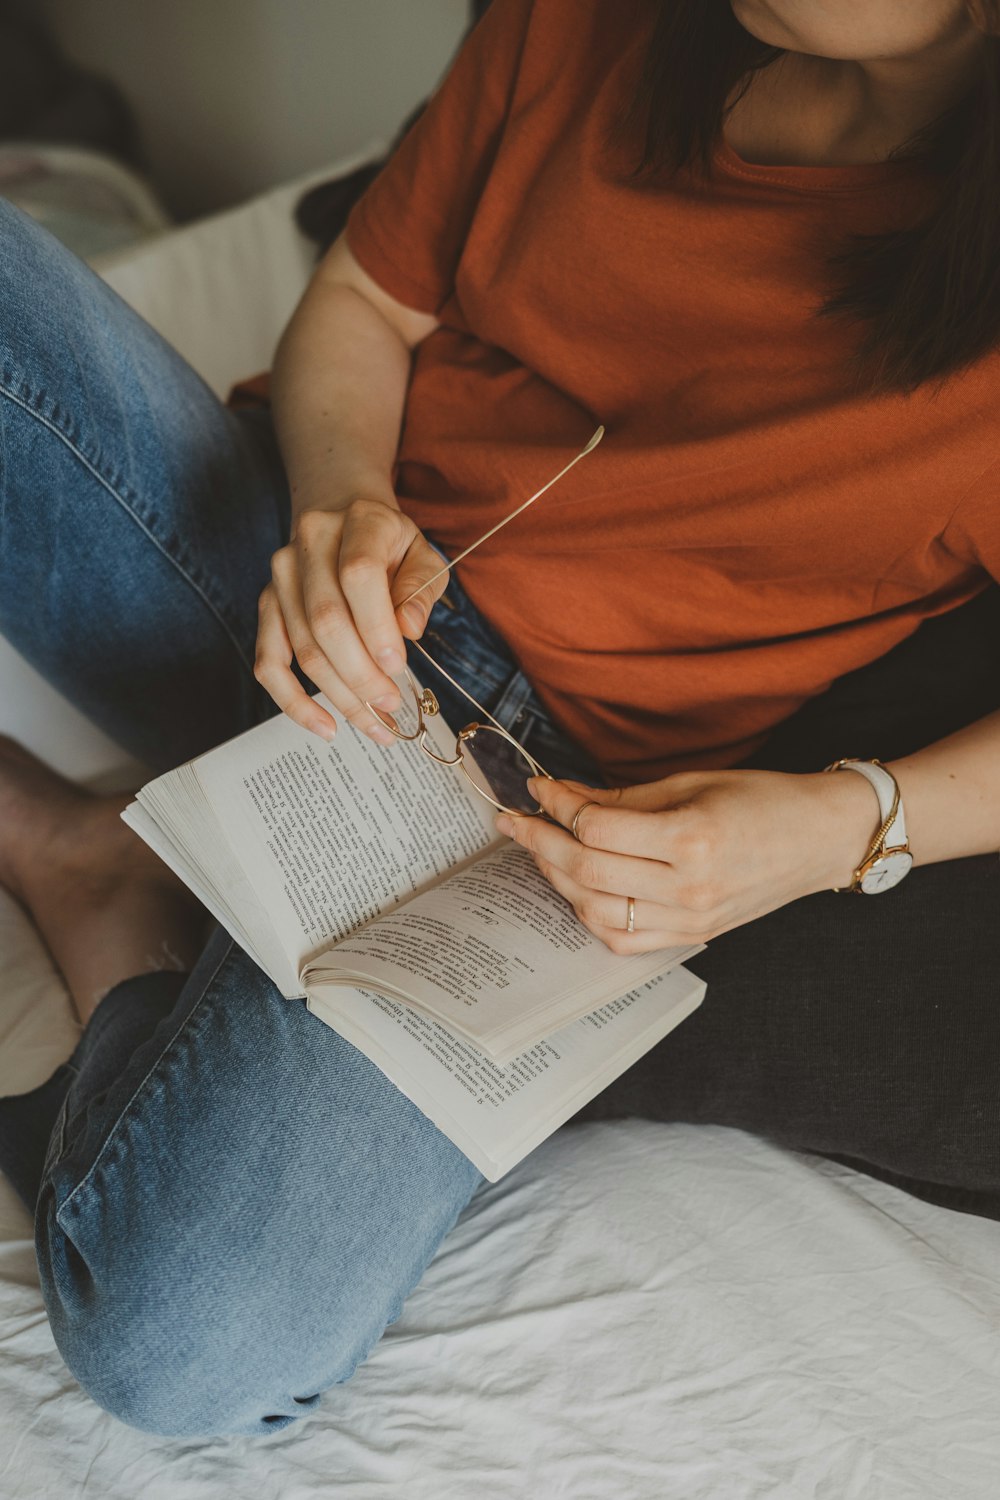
[577,584,1000,1222]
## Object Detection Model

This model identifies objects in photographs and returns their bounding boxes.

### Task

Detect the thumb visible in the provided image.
[391,537,448,639]
[561,777,682,813]
[558,779,644,807]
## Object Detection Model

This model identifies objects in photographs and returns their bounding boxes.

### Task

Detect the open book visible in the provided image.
[122,691,705,1179]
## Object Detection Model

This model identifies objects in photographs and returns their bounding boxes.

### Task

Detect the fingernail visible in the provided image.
[495,814,514,837]
[373,693,399,711]
[377,647,404,674]
[526,776,540,792]
[319,725,337,743]
[369,726,395,746]
[401,604,424,634]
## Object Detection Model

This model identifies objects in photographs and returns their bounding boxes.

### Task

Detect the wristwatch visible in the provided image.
[823,757,913,894]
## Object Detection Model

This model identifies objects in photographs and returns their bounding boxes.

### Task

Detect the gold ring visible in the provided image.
[626,896,635,934]
[571,800,598,840]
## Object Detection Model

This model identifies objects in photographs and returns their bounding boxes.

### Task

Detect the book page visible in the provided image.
[307,967,706,1180]
[305,843,701,1063]
[186,693,498,970]
[123,796,298,994]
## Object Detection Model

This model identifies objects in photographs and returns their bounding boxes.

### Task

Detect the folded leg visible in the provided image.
[575,588,1000,1219]
[30,929,483,1437]
[0,198,289,766]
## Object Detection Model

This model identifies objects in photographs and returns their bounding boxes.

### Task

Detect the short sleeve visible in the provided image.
[345,0,535,315]
[943,462,1000,582]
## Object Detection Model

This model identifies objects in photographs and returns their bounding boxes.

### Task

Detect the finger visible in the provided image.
[297,511,404,711]
[499,809,677,904]
[528,777,685,861]
[530,854,702,945]
[336,500,427,670]
[253,586,339,740]
[272,551,396,742]
[547,775,696,815]
[388,534,449,639]
[527,843,705,954]
[587,921,698,957]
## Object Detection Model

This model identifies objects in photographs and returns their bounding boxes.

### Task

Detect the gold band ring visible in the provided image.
[570,801,599,840]
[626,896,636,934]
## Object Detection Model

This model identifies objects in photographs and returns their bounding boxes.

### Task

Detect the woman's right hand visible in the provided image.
[254,495,448,744]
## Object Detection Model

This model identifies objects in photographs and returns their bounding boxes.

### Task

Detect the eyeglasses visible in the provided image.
[365,425,604,818]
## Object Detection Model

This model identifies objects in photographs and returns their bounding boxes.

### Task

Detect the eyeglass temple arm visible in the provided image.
[396,424,604,613]
[410,634,554,787]
[409,635,524,744]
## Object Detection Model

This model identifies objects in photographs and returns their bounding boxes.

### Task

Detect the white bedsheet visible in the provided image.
[2,891,999,1499]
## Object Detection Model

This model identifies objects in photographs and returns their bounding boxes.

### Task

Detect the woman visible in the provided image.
[1,0,999,1438]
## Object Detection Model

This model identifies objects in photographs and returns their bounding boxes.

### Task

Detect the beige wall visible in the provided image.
[35,0,470,220]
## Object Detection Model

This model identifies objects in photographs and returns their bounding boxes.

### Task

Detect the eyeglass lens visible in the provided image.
[458,725,543,816]
[371,671,542,816]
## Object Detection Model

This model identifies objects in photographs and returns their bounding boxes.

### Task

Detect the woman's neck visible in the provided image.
[725,34,983,168]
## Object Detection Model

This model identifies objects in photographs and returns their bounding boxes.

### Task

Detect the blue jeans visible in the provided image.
[0,201,602,1438]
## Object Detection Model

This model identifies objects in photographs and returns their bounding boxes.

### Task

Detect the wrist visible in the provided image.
[804,768,884,891]
[288,472,399,524]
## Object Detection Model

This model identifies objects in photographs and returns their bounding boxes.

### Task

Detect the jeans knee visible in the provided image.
[0,193,39,253]
[0,196,110,429]
[44,1279,337,1438]
[0,196,79,312]
[35,1191,357,1437]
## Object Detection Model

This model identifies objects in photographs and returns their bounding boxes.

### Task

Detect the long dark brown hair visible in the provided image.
[621,1,1000,396]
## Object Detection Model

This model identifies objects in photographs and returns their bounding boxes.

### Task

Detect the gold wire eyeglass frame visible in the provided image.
[364,425,604,818]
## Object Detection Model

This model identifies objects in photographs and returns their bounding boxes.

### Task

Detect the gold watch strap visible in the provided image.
[823,758,905,893]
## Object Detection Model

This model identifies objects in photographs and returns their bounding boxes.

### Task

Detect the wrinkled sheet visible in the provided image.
[2,889,999,1499]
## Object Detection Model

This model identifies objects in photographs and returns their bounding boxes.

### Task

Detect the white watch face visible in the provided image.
[859,850,913,894]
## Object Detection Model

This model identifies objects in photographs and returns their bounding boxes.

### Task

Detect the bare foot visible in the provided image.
[0,736,207,1025]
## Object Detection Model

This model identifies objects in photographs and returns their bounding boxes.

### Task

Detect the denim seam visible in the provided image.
[55,937,237,1225]
[489,667,539,731]
[43,1065,81,1177]
[0,377,255,673]
[420,628,508,697]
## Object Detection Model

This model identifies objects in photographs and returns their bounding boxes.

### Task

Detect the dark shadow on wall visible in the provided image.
[0,1,139,164]
[294,0,492,259]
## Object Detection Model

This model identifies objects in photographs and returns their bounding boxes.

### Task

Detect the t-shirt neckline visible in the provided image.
[713,133,920,194]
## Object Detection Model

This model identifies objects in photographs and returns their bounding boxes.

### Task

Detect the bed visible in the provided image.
[2,154,999,1500]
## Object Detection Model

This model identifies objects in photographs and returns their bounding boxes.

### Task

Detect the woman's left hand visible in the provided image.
[494,768,878,953]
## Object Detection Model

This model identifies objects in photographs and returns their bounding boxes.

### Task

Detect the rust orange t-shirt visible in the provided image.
[344,0,1000,785]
